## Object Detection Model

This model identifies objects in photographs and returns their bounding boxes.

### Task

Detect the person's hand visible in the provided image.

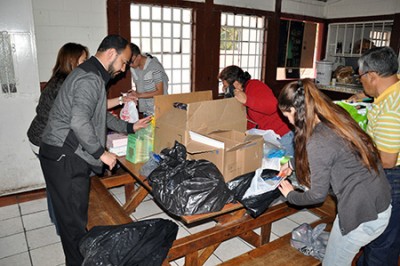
[233,81,247,104]
[234,89,247,104]
[133,116,152,132]
[128,90,140,99]
[100,151,118,169]
[123,92,138,105]
[280,162,293,177]
[278,179,294,198]
[347,91,366,103]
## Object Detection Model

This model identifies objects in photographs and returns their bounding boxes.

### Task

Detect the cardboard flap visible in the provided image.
[186,98,246,133]
[154,91,212,119]
[186,131,224,153]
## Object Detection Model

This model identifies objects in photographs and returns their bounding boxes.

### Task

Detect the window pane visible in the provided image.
[182,40,191,53]
[182,25,191,38]
[182,10,191,23]
[152,6,161,19]
[163,8,171,20]
[173,9,181,22]
[173,39,180,53]
[141,22,150,37]
[131,5,139,19]
[152,38,161,53]
[173,23,181,38]
[131,21,140,37]
[141,6,150,19]
[182,55,190,68]
[152,22,161,37]
[163,39,172,53]
[172,55,181,68]
[163,23,172,37]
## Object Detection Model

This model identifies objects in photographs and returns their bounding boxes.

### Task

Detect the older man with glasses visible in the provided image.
[350,46,400,266]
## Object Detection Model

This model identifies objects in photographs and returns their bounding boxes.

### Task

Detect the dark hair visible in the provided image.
[97,35,129,54]
[130,43,141,56]
[358,46,399,77]
[278,78,380,186]
[218,65,251,87]
[52,42,88,77]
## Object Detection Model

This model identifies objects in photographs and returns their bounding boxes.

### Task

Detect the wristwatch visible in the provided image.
[118,96,123,105]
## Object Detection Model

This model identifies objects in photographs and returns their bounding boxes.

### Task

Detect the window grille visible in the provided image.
[219,13,265,94]
[130,4,192,94]
[0,31,17,94]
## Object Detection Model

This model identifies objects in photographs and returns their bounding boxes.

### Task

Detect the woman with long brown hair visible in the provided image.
[277,78,392,265]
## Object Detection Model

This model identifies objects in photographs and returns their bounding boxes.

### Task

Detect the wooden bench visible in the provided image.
[87,175,133,230]
[218,196,337,266]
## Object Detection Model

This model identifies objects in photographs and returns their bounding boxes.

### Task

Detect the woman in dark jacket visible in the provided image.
[27,42,88,232]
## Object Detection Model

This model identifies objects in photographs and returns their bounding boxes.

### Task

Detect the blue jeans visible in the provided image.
[357,166,400,266]
[280,130,294,158]
[323,205,391,266]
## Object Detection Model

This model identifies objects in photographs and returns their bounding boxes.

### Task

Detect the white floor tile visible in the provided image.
[173,253,222,266]
[0,233,28,259]
[21,210,52,231]
[0,252,31,266]
[272,217,299,237]
[30,242,65,266]
[287,209,321,225]
[0,204,20,221]
[26,225,60,250]
[19,198,48,216]
[130,199,164,220]
[213,236,253,262]
[0,216,24,238]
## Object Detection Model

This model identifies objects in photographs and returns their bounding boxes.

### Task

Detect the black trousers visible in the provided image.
[39,143,91,266]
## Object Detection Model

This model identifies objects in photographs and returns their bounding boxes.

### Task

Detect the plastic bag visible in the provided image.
[139,152,162,177]
[290,223,330,261]
[120,101,139,123]
[148,141,234,216]
[335,101,371,131]
[226,169,281,218]
[79,219,178,266]
[126,120,154,163]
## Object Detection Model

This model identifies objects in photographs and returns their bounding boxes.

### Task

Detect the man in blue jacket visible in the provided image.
[39,35,151,266]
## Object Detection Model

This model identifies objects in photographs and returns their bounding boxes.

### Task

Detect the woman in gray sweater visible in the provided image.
[277,78,392,266]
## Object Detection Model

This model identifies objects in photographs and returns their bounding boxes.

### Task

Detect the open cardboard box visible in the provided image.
[186,130,264,182]
[153,91,247,153]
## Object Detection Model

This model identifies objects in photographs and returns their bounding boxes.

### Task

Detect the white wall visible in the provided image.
[33,0,107,81]
[214,0,275,12]
[325,0,400,19]
[282,0,325,18]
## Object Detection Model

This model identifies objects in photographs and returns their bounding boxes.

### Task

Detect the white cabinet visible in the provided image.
[325,20,393,64]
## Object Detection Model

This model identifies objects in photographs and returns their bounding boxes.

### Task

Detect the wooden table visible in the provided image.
[117,157,335,265]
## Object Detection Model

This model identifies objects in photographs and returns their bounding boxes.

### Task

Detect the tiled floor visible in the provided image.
[0,186,321,266]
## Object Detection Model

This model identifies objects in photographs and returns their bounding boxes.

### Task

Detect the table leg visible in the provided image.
[123,186,149,214]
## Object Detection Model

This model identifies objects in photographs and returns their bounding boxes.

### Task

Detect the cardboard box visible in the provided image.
[154,91,247,153]
[186,130,264,182]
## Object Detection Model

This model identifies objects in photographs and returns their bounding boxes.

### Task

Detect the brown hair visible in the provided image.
[278,78,380,186]
[52,42,88,77]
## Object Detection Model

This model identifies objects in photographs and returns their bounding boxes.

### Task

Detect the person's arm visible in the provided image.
[107,94,137,109]
[135,81,164,99]
[347,91,367,102]
[379,150,398,168]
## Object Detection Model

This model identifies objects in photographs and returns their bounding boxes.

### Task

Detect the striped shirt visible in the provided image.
[367,80,400,166]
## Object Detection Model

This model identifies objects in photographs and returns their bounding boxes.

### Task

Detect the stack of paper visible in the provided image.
[106,132,128,156]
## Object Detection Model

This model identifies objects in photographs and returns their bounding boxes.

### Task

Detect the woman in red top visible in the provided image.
[219,65,294,156]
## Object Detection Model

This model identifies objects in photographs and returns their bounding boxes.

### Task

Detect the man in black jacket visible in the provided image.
[39,35,151,266]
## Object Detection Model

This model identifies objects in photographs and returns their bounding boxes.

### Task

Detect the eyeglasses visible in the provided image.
[358,71,374,79]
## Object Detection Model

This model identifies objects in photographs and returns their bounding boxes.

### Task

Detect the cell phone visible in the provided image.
[224,84,235,98]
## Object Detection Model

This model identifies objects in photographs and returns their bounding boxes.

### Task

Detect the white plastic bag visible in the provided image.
[120,101,139,123]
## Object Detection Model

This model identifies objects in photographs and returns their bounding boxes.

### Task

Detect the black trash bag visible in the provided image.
[79,219,178,266]
[148,141,234,216]
[227,169,281,218]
